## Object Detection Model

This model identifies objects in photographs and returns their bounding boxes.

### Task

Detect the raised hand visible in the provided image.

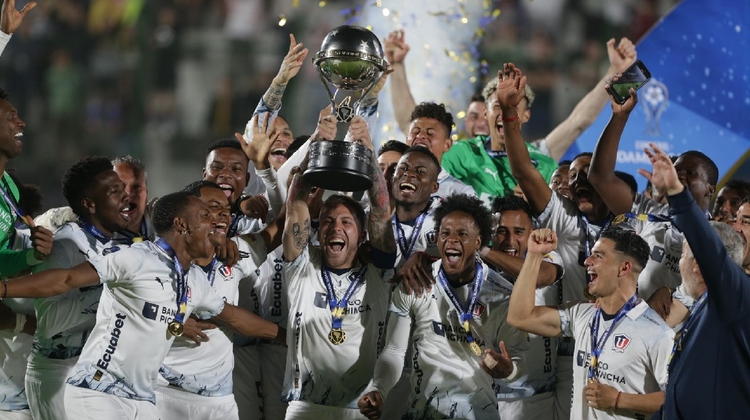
[237,112,277,170]
[480,341,515,379]
[0,0,36,34]
[495,63,527,112]
[274,34,308,85]
[605,74,639,115]
[638,143,683,196]
[310,106,337,142]
[384,29,409,65]
[606,37,637,74]
[347,115,373,151]
[527,228,557,255]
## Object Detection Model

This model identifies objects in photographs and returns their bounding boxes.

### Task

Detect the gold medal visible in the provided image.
[587,377,597,384]
[167,321,184,337]
[583,285,596,301]
[612,214,627,226]
[328,328,346,345]
[469,341,482,356]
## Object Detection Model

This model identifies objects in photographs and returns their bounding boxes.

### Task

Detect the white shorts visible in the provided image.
[24,351,77,420]
[284,401,368,420]
[0,410,32,420]
[554,355,573,420]
[63,385,159,420]
[258,342,288,420]
[155,384,238,420]
[498,391,555,420]
[233,344,263,420]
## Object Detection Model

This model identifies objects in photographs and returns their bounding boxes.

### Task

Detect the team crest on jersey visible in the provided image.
[472,302,486,318]
[219,265,232,278]
[102,246,121,255]
[187,286,193,302]
[424,229,438,245]
[612,334,631,352]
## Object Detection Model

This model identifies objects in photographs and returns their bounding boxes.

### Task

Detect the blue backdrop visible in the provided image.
[562,0,750,190]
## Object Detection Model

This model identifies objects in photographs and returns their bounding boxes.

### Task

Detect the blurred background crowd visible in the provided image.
[0,0,679,207]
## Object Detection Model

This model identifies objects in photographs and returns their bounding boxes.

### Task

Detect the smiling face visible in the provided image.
[465,100,489,138]
[549,164,571,200]
[392,152,439,209]
[485,94,530,151]
[0,99,25,160]
[198,186,232,247]
[318,203,363,269]
[492,209,532,257]
[438,210,482,281]
[113,162,148,232]
[713,185,744,224]
[568,155,605,216]
[406,117,451,163]
[733,202,750,268]
[86,170,132,234]
[203,147,249,206]
[269,117,294,171]
[584,238,625,297]
[182,196,218,261]
[674,154,714,210]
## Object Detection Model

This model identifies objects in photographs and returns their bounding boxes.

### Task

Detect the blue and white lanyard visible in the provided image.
[436,259,484,347]
[155,238,189,326]
[321,265,368,331]
[393,210,428,260]
[588,294,639,381]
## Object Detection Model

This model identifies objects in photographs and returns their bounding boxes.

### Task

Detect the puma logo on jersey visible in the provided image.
[155,277,166,290]
[484,168,499,181]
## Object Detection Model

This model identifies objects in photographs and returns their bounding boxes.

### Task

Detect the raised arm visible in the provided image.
[641,144,750,322]
[4,261,100,299]
[507,229,562,337]
[545,38,636,161]
[282,170,312,263]
[1,0,36,34]
[588,83,639,215]
[384,30,416,134]
[497,63,552,215]
[480,248,560,287]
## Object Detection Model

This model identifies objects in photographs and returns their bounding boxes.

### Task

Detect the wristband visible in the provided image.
[502,115,520,123]
[614,391,622,410]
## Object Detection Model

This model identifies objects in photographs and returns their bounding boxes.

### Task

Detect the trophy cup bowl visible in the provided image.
[305,25,387,192]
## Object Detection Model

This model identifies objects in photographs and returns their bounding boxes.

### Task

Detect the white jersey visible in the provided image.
[66,241,226,404]
[494,251,563,401]
[32,222,125,359]
[282,246,393,409]
[386,260,527,420]
[158,234,267,397]
[437,168,477,199]
[392,199,441,270]
[628,194,683,300]
[559,301,672,420]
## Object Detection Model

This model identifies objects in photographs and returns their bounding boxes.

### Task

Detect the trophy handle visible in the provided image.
[316,70,384,124]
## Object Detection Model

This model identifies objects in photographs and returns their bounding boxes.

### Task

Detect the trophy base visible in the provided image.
[304,140,374,192]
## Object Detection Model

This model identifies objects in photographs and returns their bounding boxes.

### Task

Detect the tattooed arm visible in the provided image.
[282,169,313,263]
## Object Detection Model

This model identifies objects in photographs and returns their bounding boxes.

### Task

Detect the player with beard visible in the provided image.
[482,195,563,419]
[508,227,671,420]
[156,181,285,420]
[280,110,396,419]
[24,156,132,420]
[589,83,719,301]
[358,194,527,420]
[498,62,615,420]
[1,191,284,419]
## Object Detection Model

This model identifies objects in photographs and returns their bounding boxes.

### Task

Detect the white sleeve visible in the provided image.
[275,139,311,201]
[0,32,11,58]
[255,167,284,218]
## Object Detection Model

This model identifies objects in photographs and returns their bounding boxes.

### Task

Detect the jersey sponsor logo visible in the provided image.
[313,292,372,314]
[272,258,284,317]
[412,338,424,395]
[543,336,553,373]
[96,313,126,372]
[663,252,681,274]
[314,292,328,308]
[472,302,486,318]
[219,265,232,278]
[650,246,665,263]
[102,246,121,255]
[576,350,626,384]
[376,320,386,355]
[432,320,486,346]
[612,334,631,352]
[142,302,159,320]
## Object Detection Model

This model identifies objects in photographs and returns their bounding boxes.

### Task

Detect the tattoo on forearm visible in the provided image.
[289,174,312,201]
[292,219,311,250]
[263,83,288,110]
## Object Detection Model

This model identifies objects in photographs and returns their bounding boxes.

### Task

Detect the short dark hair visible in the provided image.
[402,146,441,173]
[557,159,572,167]
[206,138,243,155]
[286,135,310,159]
[615,171,638,197]
[410,102,455,136]
[469,92,485,103]
[491,195,533,221]
[0,87,8,101]
[600,227,650,273]
[62,156,114,216]
[183,180,222,196]
[377,139,409,157]
[680,150,719,187]
[723,178,750,197]
[112,155,148,178]
[319,194,366,235]
[434,194,493,248]
[572,152,593,161]
[152,191,200,235]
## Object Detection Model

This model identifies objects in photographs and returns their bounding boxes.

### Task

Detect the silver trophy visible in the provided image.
[305,25,387,192]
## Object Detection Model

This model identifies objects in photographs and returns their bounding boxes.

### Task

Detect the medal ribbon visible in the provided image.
[203,257,218,286]
[79,219,112,244]
[615,212,672,224]
[155,238,189,327]
[588,294,639,381]
[116,219,148,244]
[227,213,241,238]
[321,265,368,332]
[436,259,484,350]
[668,291,707,371]
[580,213,614,284]
[0,178,30,227]
[393,210,428,260]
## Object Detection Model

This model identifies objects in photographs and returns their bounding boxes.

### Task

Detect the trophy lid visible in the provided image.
[313,25,387,91]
